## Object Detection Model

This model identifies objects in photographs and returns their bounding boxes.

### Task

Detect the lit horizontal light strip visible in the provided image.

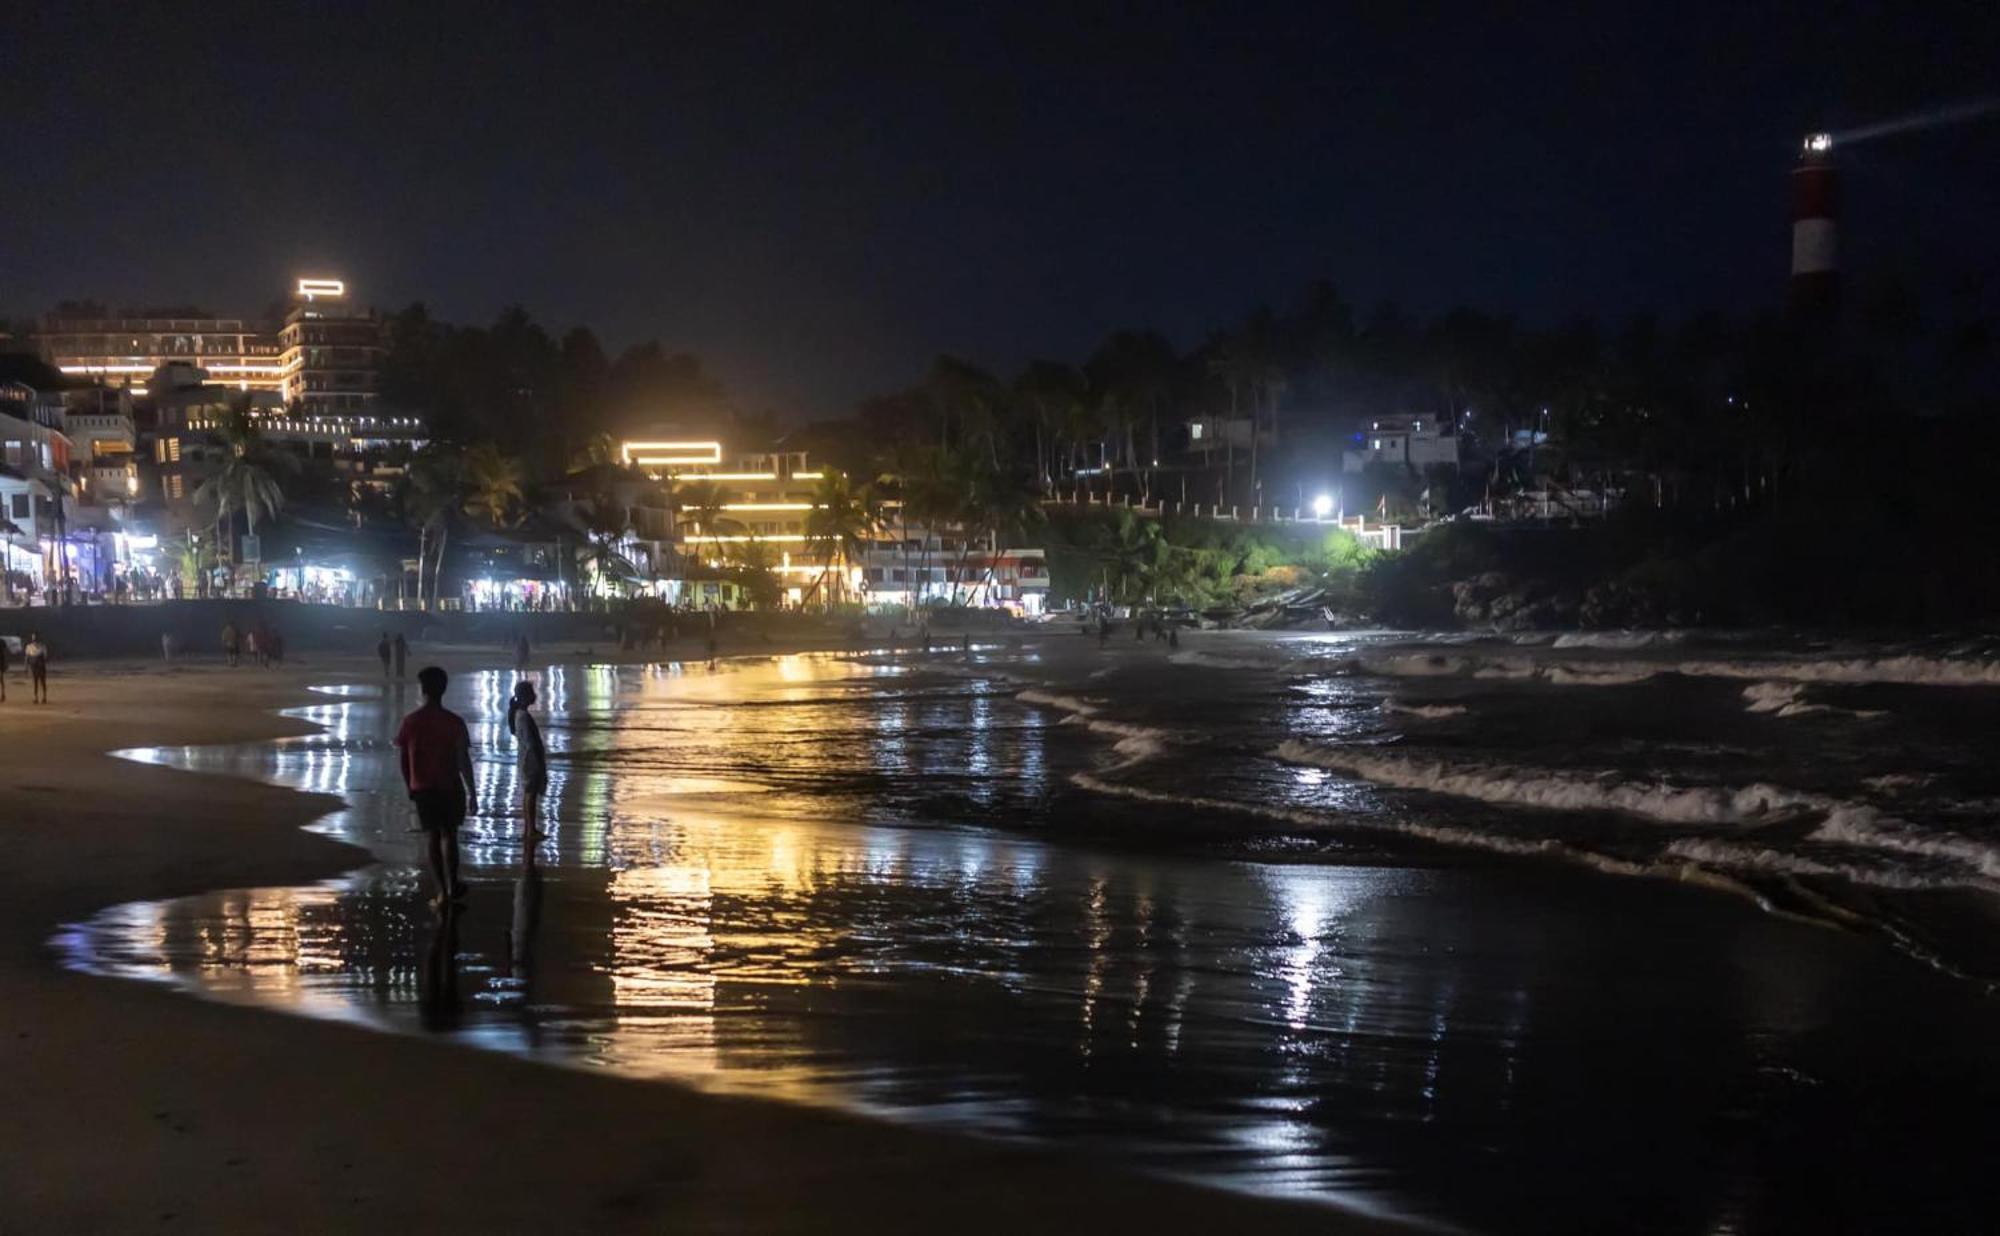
[720,503,815,511]
[678,471,774,480]
[62,363,284,375]
[682,534,810,543]
[297,278,346,297]
[621,440,723,466]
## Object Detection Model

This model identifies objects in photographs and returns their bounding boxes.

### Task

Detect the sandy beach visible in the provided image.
[0,649,1400,1234]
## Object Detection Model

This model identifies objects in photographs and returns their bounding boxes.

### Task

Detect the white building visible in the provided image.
[0,401,76,602]
[853,516,1049,614]
[1342,416,1461,473]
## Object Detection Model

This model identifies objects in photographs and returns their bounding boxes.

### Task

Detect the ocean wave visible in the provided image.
[1661,839,1948,891]
[1277,740,2000,887]
[1550,631,1687,650]
[1741,681,1888,720]
[1809,812,2000,881]
[1363,648,2000,689]
[1273,742,1822,826]
[1168,650,1270,672]
[1017,689,1170,771]
[1068,773,1764,899]
[1381,699,1469,720]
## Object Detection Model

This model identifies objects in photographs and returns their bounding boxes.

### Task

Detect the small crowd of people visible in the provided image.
[218,620,286,667]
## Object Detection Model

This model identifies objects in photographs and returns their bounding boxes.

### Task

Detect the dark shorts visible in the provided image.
[411,788,467,833]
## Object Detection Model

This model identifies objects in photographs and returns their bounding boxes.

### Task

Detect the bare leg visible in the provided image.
[443,829,464,897]
[523,788,545,841]
[426,829,450,903]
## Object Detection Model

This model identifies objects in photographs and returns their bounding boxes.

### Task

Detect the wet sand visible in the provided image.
[0,650,1402,1233]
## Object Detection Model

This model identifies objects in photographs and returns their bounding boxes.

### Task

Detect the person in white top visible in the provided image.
[24,632,49,704]
[506,680,548,844]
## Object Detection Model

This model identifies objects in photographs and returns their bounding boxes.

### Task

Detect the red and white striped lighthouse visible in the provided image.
[1790,133,1839,311]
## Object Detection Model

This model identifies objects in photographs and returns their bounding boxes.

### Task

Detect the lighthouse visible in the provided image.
[1790,132,1839,312]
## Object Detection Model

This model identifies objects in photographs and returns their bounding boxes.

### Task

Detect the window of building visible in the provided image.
[9,494,27,519]
[890,569,906,582]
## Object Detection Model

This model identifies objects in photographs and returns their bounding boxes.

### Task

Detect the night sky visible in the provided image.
[8,2,1997,416]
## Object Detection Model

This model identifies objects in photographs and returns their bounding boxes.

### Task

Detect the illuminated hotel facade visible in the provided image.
[39,313,285,398]
[619,438,834,600]
[37,277,383,411]
[618,436,1048,612]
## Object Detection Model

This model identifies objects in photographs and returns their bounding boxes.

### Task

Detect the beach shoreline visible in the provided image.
[0,647,1402,1234]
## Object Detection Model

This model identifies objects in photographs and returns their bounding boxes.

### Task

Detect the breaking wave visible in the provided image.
[1168,650,1271,672]
[1272,742,2000,891]
[1381,699,1469,720]
[1363,648,2000,689]
[1742,681,1888,720]
[1017,688,1170,772]
[1273,742,1823,826]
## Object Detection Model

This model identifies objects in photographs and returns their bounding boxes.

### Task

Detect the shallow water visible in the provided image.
[61,636,2000,1232]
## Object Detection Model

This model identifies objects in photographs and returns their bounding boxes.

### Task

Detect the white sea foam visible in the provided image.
[1809,811,2000,880]
[1381,699,1469,720]
[1550,631,1686,650]
[1168,650,1269,672]
[1662,838,1948,891]
[1017,689,1169,771]
[1273,742,1823,826]
[1068,773,1764,899]
[1365,647,2000,690]
[1742,681,1888,720]
[1276,740,2000,889]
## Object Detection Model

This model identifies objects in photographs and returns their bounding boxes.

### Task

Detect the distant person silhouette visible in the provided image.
[392,632,408,679]
[221,621,240,667]
[394,666,476,907]
[24,632,49,703]
[377,632,392,678]
[507,680,548,844]
[515,633,531,673]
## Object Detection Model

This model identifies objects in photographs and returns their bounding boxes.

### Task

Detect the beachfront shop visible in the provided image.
[257,525,410,607]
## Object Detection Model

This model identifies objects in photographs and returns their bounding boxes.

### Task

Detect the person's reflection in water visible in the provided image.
[419,903,463,1033]
[508,849,546,1046]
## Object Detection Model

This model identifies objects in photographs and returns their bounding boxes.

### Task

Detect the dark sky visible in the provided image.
[7,2,1997,416]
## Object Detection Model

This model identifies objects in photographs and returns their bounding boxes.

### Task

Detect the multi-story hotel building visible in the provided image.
[37,277,384,412]
[277,279,385,411]
[39,312,285,398]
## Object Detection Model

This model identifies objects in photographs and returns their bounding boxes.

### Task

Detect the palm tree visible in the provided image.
[462,443,525,528]
[402,449,466,609]
[803,472,882,608]
[577,494,635,600]
[568,430,620,471]
[673,479,737,566]
[964,469,1045,606]
[193,403,293,573]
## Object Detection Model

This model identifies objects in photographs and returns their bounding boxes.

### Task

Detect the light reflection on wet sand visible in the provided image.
[64,649,2000,1232]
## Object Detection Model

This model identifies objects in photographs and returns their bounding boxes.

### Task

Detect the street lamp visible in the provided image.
[1311,493,1334,519]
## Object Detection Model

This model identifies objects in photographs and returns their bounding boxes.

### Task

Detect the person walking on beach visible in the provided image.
[377,632,392,678]
[514,633,531,674]
[25,632,49,704]
[392,632,408,680]
[160,631,176,662]
[395,666,476,907]
[244,626,261,668]
[507,680,548,844]
[221,621,240,667]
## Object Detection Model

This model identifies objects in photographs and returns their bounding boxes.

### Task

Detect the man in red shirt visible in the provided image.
[394,665,476,906]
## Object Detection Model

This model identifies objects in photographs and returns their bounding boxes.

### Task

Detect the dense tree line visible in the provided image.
[340,271,2000,623]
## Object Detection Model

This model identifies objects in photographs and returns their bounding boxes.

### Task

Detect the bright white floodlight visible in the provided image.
[1312,494,1334,518]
